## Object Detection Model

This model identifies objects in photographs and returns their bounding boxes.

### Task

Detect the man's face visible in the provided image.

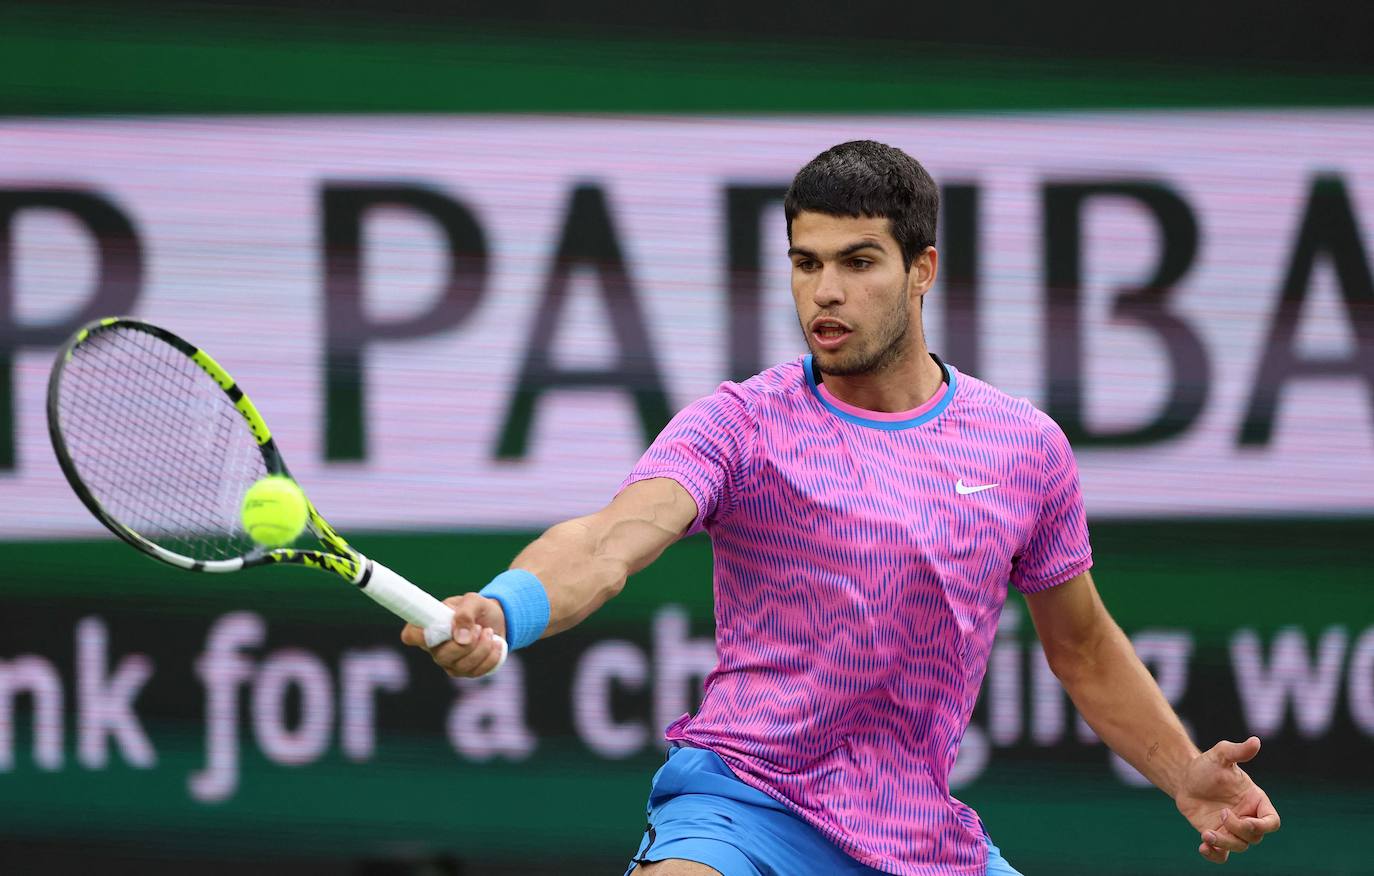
[788,211,928,377]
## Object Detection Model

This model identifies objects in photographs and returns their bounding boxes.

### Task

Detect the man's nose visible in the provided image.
[813,265,845,307]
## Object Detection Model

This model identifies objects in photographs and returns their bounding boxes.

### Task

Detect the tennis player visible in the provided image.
[402,141,1281,875]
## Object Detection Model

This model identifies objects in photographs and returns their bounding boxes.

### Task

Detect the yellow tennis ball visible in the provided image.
[241,476,308,547]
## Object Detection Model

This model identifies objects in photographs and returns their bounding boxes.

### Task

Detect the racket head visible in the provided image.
[46,317,359,579]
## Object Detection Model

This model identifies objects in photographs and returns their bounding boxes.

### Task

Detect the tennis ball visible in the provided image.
[241,476,308,547]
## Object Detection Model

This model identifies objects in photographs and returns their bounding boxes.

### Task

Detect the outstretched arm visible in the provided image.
[511,476,698,636]
[400,477,698,676]
[1024,571,1281,864]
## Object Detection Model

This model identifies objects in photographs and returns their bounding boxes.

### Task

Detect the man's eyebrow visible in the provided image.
[787,240,887,260]
[837,240,886,258]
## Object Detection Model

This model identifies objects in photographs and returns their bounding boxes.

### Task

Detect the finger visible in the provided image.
[451,627,498,677]
[445,595,477,631]
[449,629,494,677]
[1198,839,1228,864]
[472,633,506,677]
[447,592,501,640]
[1203,826,1249,854]
[1254,791,1281,833]
[430,634,477,671]
[1213,736,1261,767]
[1220,818,1258,851]
[399,623,426,648]
[451,622,478,648]
[1241,812,1281,837]
[1222,810,1269,845]
[1222,811,1260,845]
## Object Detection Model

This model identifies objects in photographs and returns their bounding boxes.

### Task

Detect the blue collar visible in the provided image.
[803,354,958,431]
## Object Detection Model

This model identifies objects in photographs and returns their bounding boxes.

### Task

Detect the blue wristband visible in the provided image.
[479,569,550,650]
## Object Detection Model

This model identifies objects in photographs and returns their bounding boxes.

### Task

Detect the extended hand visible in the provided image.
[400,593,508,678]
[1175,736,1281,863]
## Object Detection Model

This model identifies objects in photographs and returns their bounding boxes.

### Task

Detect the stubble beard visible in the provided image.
[808,281,913,378]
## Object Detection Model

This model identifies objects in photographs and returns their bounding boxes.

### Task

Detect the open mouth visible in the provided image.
[810,318,853,349]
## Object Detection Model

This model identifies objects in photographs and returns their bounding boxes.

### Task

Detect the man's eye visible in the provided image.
[849,259,872,269]
[795,260,818,271]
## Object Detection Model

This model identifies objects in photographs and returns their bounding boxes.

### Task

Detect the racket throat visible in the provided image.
[352,558,374,588]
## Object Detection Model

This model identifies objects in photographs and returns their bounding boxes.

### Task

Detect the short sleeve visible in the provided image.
[619,386,758,537]
[1010,414,1093,594]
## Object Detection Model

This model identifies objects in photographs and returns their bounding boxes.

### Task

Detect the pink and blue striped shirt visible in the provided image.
[622,355,1092,875]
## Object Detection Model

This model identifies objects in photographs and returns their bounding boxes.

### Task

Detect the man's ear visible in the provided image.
[910,246,939,298]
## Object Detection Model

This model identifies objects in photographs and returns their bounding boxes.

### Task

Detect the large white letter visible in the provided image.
[252,649,334,765]
[190,612,263,802]
[1232,626,1347,737]
[653,607,717,742]
[1347,627,1374,736]
[447,653,535,761]
[573,640,649,758]
[340,648,408,761]
[76,617,155,769]
[0,656,64,771]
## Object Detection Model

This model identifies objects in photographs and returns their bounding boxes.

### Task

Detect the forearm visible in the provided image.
[1050,622,1200,798]
[509,486,687,638]
[507,517,627,637]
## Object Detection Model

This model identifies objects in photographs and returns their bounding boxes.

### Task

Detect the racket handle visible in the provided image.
[360,558,509,675]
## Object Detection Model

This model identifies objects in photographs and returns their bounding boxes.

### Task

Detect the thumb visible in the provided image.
[443,594,475,625]
[1214,736,1261,766]
[444,593,496,645]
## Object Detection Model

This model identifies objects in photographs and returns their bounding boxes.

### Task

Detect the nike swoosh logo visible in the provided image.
[955,479,999,495]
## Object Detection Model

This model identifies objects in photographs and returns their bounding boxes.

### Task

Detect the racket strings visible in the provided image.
[56,325,267,562]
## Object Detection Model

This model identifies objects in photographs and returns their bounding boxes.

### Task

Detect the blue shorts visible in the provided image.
[624,746,1023,876]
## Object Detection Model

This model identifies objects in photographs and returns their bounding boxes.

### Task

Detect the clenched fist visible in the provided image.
[400,593,508,678]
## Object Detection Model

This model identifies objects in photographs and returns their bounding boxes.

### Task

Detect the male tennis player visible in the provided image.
[402,141,1281,875]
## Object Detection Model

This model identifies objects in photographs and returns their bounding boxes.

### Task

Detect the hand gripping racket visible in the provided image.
[46,317,507,669]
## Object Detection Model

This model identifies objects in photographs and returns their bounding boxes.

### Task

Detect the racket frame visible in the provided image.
[47,317,505,661]
[47,317,358,576]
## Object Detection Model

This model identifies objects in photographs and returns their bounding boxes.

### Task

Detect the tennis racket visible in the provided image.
[46,316,507,669]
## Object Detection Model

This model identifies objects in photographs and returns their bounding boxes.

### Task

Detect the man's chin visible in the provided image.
[811,348,870,377]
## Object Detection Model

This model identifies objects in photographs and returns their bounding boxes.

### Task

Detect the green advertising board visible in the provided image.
[2,521,1371,873]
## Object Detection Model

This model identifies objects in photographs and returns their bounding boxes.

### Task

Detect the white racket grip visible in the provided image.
[360,558,509,674]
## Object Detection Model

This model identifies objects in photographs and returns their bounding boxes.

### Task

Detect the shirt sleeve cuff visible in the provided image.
[1011,555,1094,595]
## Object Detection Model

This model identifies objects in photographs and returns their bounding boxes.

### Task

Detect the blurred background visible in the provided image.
[1,1,1372,874]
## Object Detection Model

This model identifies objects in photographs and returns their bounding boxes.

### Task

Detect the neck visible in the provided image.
[818,339,945,413]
